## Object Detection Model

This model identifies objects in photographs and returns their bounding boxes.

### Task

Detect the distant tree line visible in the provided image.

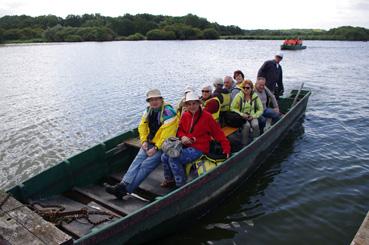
[0,13,243,42]
[0,13,368,43]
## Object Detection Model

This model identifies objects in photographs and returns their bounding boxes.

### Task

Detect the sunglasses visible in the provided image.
[243,87,251,90]
[201,90,210,93]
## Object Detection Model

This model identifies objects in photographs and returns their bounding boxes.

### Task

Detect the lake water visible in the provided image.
[1,40,369,244]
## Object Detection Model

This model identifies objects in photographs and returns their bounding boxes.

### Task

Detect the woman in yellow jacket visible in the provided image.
[231,80,263,145]
[105,89,178,199]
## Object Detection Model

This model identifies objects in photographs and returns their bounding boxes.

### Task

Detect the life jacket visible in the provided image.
[185,155,225,176]
[203,97,221,122]
[239,93,260,115]
[144,103,172,141]
[220,92,231,112]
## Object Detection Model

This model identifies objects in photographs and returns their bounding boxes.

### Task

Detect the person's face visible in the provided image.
[201,89,211,100]
[235,74,244,83]
[148,97,163,109]
[275,56,283,63]
[224,79,232,89]
[185,101,200,114]
[243,84,252,95]
[255,80,265,92]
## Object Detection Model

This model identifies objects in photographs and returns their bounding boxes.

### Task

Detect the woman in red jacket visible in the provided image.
[161,92,231,188]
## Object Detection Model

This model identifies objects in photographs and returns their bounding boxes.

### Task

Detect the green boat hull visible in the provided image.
[7,89,311,244]
[281,44,307,50]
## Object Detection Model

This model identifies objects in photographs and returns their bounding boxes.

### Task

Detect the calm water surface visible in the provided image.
[1,40,369,244]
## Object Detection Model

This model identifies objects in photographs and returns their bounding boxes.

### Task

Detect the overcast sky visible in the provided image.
[1,0,368,29]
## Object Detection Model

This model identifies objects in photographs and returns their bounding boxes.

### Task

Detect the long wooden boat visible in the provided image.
[4,89,311,244]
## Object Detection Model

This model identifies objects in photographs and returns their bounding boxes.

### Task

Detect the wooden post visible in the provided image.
[351,211,369,245]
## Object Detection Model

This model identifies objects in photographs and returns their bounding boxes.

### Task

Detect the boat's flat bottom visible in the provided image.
[29,163,174,239]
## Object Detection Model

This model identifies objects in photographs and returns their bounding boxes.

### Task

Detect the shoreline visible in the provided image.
[1,37,367,45]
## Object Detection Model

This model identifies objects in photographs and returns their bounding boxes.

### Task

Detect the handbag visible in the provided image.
[161,136,183,158]
[223,111,246,128]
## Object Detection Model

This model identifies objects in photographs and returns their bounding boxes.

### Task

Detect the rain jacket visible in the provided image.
[138,103,178,149]
[230,91,263,119]
[177,109,230,154]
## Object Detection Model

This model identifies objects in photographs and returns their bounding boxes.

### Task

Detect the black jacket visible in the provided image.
[257,60,284,95]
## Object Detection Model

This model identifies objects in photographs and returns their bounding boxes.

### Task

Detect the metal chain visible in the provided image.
[29,203,116,226]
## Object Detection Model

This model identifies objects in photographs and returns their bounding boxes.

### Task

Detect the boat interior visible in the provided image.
[7,89,309,240]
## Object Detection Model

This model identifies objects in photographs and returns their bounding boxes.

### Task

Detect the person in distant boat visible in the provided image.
[177,86,194,116]
[200,84,221,122]
[161,92,231,188]
[231,80,263,145]
[231,70,245,100]
[105,89,178,199]
[257,53,284,99]
[254,77,281,132]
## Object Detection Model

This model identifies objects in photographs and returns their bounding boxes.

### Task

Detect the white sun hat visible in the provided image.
[184,91,200,102]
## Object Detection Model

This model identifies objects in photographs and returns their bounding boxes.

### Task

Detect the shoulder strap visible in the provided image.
[189,108,202,133]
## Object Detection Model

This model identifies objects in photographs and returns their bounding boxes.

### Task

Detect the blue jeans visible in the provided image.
[122,146,162,193]
[161,147,203,187]
[259,108,281,131]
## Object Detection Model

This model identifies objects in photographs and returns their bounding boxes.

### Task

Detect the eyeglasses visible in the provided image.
[201,90,210,93]
[243,87,251,90]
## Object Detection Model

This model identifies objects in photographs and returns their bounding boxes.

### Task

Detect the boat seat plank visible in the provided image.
[29,195,118,239]
[222,126,239,137]
[74,184,147,215]
[124,138,141,149]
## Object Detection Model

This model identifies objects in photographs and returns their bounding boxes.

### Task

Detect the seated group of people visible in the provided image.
[105,70,282,199]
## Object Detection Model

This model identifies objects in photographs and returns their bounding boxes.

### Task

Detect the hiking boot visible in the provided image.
[160,179,176,188]
[104,183,127,199]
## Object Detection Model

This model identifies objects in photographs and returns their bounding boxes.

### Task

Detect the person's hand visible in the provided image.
[242,114,249,120]
[142,141,148,151]
[274,108,280,114]
[225,153,230,159]
[248,115,253,120]
[146,147,157,157]
[181,136,193,145]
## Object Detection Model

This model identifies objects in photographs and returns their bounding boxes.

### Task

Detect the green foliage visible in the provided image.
[146,29,176,40]
[126,33,145,40]
[0,28,3,42]
[164,24,203,40]
[64,35,83,42]
[203,28,220,39]
[43,25,115,42]
[1,13,369,42]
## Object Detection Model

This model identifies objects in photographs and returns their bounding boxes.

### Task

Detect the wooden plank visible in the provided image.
[351,211,369,245]
[30,195,118,239]
[124,138,141,148]
[0,212,45,245]
[0,191,72,245]
[0,191,23,213]
[7,206,73,245]
[74,184,148,215]
[109,164,172,197]
[138,164,172,196]
[222,126,239,137]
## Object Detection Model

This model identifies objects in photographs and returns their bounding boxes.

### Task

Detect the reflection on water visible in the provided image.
[1,40,369,244]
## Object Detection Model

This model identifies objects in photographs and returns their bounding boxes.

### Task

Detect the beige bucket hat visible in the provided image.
[146,89,163,102]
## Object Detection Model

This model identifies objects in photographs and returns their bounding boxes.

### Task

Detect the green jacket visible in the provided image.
[230,91,263,119]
